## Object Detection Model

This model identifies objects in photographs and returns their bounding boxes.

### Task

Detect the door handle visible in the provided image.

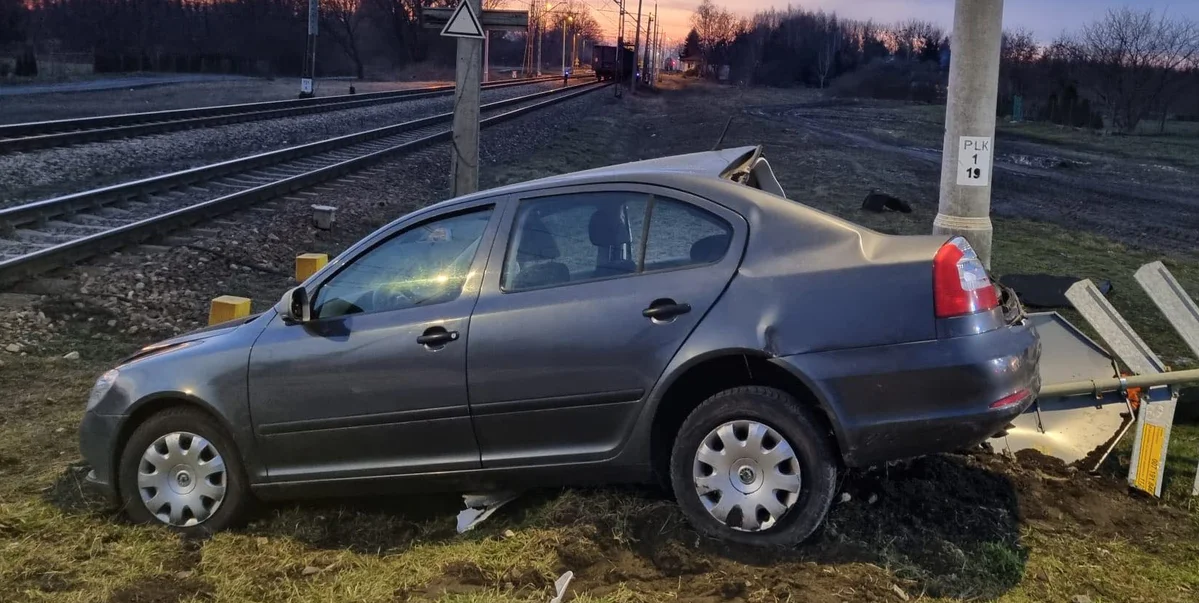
[642,300,692,320]
[417,327,459,346]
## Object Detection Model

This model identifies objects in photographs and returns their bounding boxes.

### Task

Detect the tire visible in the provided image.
[669,386,837,547]
[117,407,250,537]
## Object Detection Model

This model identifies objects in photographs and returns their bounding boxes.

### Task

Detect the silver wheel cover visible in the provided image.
[693,420,802,532]
[137,431,227,527]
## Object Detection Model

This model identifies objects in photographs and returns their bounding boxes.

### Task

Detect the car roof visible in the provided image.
[419,146,762,215]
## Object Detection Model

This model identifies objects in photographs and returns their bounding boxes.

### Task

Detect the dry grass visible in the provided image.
[2,77,1199,602]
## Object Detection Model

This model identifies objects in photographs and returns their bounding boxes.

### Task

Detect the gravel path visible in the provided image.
[1,86,610,357]
[0,81,559,207]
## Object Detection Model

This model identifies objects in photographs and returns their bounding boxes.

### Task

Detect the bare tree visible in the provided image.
[1071,8,1199,132]
[323,0,367,79]
[816,16,842,88]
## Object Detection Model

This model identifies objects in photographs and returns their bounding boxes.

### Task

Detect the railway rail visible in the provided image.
[0,81,606,286]
[0,76,560,154]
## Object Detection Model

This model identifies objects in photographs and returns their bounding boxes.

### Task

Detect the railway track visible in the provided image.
[0,76,560,154]
[0,81,606,286]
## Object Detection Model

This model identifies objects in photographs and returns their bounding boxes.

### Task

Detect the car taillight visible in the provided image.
[933,236,998,318]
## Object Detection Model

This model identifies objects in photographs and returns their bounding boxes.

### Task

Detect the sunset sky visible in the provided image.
[598,0,1199,56]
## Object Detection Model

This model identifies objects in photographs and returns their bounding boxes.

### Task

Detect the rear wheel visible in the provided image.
[669,386,837,547]
[117,407,250,536]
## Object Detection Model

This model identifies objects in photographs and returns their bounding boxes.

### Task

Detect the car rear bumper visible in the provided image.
[78,411,122,501]
[771,318,1041,467]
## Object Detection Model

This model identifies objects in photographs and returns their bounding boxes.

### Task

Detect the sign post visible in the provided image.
[441,0,486,197]
[425,4,529,197]
[299,0,318,99]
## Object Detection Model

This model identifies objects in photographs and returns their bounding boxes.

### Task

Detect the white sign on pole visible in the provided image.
[956,136,993,187]
[441,0,485,39]
[300,78,313,94]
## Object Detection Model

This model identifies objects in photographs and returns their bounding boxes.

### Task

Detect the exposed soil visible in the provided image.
[106,575,214,603]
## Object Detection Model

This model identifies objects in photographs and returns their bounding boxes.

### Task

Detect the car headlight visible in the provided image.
[87,369,120,409]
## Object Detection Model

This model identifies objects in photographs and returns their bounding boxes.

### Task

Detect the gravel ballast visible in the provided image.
[2,86,612,356]
[0,82,560,207]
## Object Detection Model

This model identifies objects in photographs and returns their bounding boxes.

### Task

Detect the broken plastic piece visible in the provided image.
[549,570,574,603]
[455,491,519,533]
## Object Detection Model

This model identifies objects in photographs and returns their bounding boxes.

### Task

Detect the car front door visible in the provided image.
[466,185,747,467]
[248,203,501,482]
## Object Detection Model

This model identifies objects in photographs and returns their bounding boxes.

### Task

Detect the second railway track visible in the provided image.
[0,76,561,154]
[0,81,606,286]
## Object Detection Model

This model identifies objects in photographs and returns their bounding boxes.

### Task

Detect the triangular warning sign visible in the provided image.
[440,0,485,39]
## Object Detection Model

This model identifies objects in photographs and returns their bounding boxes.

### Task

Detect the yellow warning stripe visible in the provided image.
[1134,424,1166,494]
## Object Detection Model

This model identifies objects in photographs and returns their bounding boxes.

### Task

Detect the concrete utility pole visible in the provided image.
[630,0,642,91]
[299,0,318,98]
[449,0,484,196]
[642,13,652,85]
[933,0,1004,267]
[614,0,625,97]
[536,8,544,75]
[483,29,490,82]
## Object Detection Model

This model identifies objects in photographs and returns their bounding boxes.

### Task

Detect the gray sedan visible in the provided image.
[80,146,1040,546]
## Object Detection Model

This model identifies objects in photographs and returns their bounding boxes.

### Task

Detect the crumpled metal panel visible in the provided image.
[990,312,1127,464]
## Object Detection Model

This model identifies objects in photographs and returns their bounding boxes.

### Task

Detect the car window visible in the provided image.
[501,192,735,292]
[502,192,648,292]
[312,208,493,319]
[643,199,733,271]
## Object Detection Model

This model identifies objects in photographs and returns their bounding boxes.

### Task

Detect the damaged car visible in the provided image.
[79,146,1040,546]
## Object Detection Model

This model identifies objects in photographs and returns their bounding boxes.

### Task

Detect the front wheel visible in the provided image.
[117,407,251,536]
[669,386,837,547]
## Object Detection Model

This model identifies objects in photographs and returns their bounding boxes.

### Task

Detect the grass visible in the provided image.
[998,120,1199,169]
[2,78,1199,602]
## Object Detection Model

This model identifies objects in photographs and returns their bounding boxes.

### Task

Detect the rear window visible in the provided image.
[501,192,732,292]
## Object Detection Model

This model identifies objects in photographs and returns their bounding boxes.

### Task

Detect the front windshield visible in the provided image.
[311,209,492,319]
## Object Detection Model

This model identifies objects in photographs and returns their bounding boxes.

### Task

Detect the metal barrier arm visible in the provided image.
[1039,368,1199,398]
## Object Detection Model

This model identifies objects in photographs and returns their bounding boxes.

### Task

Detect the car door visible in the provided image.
[466,185,747,467]
[248,202,502,482]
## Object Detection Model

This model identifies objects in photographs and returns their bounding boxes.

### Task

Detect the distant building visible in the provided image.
[680,57,699,72]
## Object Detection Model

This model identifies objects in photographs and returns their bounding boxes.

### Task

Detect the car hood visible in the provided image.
[118,312,267,365]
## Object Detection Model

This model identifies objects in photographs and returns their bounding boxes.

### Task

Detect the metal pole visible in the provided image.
[630,0,642,91]
[615,0,624,97]
[933,0,1004,267]
[642,14,652,85]
[449,0,484,197]
[483,29,490,83]
[537,8,543,75]
[561,17,566,76]
[1038,368,1199,399]
[299,0,318,98]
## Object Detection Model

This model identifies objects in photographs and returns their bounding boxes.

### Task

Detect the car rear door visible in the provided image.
[466,184,747,467]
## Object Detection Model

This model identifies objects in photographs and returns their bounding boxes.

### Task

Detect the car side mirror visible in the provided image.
[276,287,311,323]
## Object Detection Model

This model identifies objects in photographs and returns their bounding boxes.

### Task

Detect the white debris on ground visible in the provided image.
[455,491,520,533]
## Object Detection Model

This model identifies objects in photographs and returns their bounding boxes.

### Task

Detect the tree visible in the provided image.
[681,28,701,59]
[0,0,25,46]
[322,0,368,79]
[1070,8,1199,132]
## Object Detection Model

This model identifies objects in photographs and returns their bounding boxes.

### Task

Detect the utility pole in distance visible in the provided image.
[299,0,318,98]
[933,0,1004,267]
[630,0,642,92]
